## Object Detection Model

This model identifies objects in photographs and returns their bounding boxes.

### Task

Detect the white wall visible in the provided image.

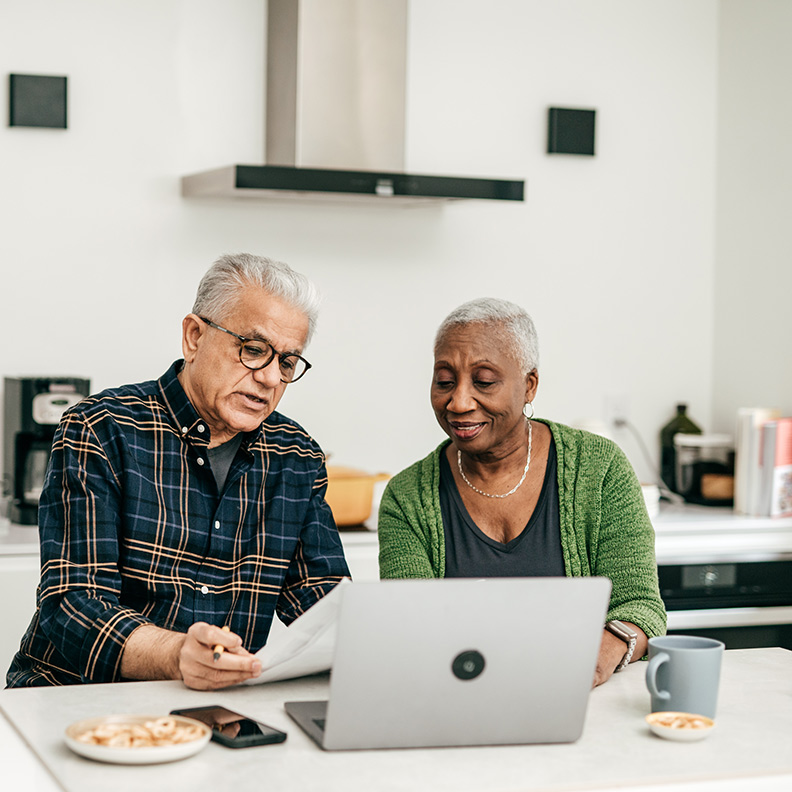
[1,0,722,486]
[712,0,792,431]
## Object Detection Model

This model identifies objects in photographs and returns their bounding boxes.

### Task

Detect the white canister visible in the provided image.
[641,484,661,518]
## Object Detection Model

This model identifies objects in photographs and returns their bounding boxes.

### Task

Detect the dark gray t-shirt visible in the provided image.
[441,438,565,578]
[207,434,244,492]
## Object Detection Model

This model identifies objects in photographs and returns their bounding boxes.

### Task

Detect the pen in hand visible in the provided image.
[213,625,231,662]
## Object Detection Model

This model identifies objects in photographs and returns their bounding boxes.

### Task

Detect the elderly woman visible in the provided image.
[378,298,666,687]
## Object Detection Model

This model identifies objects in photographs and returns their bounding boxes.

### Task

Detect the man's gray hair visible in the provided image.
[435,297,539,374]
[192,253,321,345]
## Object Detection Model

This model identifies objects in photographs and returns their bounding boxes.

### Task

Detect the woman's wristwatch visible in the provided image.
[605,620,638,672]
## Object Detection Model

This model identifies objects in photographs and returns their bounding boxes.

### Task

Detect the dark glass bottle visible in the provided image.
[660,404,702,493]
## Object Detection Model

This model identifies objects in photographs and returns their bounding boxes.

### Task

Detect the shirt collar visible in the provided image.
[157,360,264,449]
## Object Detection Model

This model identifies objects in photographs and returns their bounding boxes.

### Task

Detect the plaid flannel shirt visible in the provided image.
[6,361,349,687]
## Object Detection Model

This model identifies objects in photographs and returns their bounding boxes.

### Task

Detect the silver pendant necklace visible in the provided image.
[457,420,532,499]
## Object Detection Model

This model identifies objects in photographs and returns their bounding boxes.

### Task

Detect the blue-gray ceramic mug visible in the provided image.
[645,635,725,719]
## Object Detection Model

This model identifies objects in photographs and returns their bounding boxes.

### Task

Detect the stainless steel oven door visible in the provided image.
[659,560,792,650]
[667,605,792,650]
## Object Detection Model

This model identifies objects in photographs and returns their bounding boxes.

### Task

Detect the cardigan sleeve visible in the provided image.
[592,444,667,640]
[378,448,444,579]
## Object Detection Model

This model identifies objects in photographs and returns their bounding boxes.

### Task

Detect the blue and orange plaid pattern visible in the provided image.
[7,362,349,687]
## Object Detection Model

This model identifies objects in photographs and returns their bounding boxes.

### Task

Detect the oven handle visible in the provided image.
[667,606,792,630]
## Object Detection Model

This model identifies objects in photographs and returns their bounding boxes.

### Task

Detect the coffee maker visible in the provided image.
[3,376,91,525]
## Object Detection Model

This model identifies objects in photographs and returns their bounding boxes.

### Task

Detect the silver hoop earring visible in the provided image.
[523,402,534,420]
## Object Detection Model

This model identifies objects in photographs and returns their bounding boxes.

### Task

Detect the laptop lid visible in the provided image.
[288,576,612,750]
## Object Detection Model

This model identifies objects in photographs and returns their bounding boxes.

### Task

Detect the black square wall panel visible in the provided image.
[9,74,68,128]
[547,107,595,155]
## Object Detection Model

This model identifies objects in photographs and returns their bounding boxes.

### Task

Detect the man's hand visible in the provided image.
[178,623,262,690]
[121,622,262,689]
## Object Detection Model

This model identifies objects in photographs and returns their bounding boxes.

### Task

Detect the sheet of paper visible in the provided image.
[243,579,349,685]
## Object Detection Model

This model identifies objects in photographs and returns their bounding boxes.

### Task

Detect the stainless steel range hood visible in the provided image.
[181,0,524,204]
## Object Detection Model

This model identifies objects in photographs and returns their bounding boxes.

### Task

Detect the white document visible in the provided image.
[244,579,349,685]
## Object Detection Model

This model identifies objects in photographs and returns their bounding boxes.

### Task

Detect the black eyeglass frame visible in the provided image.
[197,316,312,383]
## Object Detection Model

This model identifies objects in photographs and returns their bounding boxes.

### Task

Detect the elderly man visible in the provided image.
[7,254,350,690]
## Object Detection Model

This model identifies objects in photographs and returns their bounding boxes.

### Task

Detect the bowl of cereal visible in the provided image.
[645,711,715,742]
[65,714,211,764]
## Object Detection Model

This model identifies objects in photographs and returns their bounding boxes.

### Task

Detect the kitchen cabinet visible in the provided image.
[0,551,39,676]
[336,529,379,581]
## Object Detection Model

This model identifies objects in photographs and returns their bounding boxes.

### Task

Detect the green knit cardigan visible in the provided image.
[378,419,667,640]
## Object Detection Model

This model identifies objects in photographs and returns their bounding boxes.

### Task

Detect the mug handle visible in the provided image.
[645,651,671,701]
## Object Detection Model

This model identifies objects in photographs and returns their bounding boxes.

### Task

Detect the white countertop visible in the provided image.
[651,504,792,564]
[4,503,792,563]
[1,648,790,792]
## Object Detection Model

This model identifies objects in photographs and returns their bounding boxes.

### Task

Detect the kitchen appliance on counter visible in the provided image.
[3,376,90,525]
[673,433,735,506]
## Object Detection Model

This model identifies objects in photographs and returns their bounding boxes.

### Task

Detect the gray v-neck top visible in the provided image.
[440,438,564,578]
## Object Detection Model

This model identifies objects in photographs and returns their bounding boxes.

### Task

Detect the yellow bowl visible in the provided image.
[645,711,715,742]
[325,467,390,526]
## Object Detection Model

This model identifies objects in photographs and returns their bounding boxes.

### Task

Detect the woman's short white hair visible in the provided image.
[435,297,539,374]
[192,253,321,345]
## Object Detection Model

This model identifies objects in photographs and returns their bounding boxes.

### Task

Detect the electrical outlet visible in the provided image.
[604,393,630,429]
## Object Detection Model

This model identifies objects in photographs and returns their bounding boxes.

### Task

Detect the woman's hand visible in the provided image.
[592,622,648,688]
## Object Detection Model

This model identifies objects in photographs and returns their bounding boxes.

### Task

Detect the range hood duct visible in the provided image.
[182,0,524,204]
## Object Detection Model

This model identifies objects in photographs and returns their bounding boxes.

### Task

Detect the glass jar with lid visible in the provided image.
[673,433,735,505]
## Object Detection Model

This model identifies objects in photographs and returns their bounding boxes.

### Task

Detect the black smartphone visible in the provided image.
[170,705,287,748]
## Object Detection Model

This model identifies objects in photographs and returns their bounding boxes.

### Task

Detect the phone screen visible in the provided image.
[170,706,287,748]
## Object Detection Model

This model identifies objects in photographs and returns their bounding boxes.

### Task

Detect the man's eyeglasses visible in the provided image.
[198,317,312,383]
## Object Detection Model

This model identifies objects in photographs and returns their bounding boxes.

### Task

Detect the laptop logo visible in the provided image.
[452,650,486,680]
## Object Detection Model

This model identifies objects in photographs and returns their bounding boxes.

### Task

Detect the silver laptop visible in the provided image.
[285,576,612,750]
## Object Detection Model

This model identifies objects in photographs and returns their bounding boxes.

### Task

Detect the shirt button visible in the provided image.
[197,425,205,433]
[214,520,220,530]
[200,585,209,595]
[197,458,205,466]
[181,426,188,434]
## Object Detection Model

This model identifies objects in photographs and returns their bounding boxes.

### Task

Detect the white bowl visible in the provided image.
[65,713,211,764]
[645,711,715,742]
